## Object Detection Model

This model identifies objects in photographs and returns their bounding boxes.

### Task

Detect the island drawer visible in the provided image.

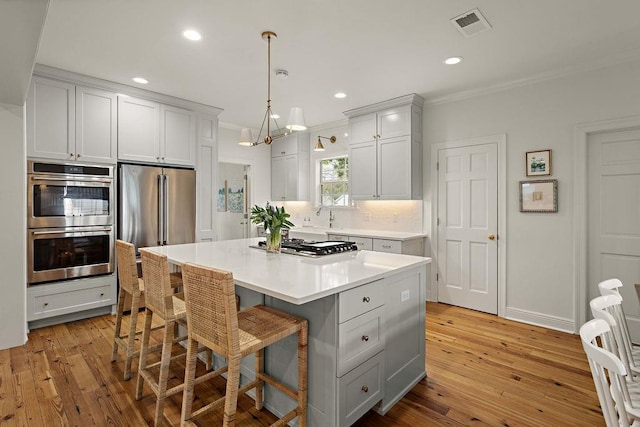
[338,279,384,322]
[28,281,113,321]
[337,350,385,427]
[338,306,385,376]
[328,234,373,251]
[373,238,402,254]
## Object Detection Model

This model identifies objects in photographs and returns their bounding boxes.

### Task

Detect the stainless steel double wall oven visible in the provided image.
[27,160,115,284]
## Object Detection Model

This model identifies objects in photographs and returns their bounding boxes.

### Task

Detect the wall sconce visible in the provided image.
[314,135,336,152]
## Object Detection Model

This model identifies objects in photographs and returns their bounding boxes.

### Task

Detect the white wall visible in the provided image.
[423,59,640,331]
[0,104,28,349]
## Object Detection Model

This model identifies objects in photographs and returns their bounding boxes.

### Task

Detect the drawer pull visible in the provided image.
[382,245,391,248]
[100,293,105,297]
[361,335,369,342]
[362,386,369,393]
[362,296,371,303]
[44,302,49,306]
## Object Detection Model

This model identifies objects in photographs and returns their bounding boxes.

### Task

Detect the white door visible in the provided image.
[437,143,498,314]
[588,127,640,341]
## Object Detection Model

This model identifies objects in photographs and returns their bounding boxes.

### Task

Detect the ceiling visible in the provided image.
[33,0,640,129]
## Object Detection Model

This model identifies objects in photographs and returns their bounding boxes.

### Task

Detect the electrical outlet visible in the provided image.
[393,213,399,223]
[401,290,410,302]
[362,212,370,222]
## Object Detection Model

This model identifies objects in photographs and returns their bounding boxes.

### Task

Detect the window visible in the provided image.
[320,156,349,207]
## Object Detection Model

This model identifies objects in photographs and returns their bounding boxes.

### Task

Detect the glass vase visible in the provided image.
[266,227,281,253]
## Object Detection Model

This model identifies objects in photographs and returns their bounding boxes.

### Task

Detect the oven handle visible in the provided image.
[30,175,112,183]
[31,228,112,235]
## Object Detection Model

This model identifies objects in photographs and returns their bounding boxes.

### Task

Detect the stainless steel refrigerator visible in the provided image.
[118,163,196,252]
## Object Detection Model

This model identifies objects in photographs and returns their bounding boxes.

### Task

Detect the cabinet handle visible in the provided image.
[377,134,381,139]
[76,153,81,158]
[361,386,369,393]
[373,135,377,139]
[69,153,74,157]
[382,245,391,249]
[100,293,104,297]
[156,157,160,160]
[372,195,376,198]
[44,302,48,306]
[361,335,369,342]
[281,151,286,155]
[161,157,165,161]
[362,296,370,303]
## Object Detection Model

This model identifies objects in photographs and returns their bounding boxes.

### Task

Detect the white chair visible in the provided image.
[580,318,640,427]
[591,295,640,378]
[598,279,640,373]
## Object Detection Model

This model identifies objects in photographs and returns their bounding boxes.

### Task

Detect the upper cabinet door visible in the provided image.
[26,76,76,161]
[75,86,117,163]
[348,140,378,200]
[348,113,377,145]
[377,106,411,140]
[160,105,196,166]
[377,136,411,199]
[118,96,160,163]
[271,156,287,201]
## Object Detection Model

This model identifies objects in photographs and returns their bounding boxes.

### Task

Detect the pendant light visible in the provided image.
[239,31,306,146]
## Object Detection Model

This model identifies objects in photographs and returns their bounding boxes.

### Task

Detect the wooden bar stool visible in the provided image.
[180,262,308,427]
[136,248,192,427]
[112,240,183,380]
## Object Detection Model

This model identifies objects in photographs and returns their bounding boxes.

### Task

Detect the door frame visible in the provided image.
[218,158,253,238]
[573,115,640,331]
[430,134,507,317]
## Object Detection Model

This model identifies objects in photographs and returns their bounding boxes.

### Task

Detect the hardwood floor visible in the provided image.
[0,302,603,426]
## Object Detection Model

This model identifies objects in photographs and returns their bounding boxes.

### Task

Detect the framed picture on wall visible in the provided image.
[519,179,558,213]
[526,149,552,176]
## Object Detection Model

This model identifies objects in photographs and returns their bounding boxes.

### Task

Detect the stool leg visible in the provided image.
[254,348,264,410]
[223,355,241,427]
[135,308,153,400]
[297,324,309,427]
[154,319,176,427]
[180,338,199,425]
[111,288,127,362]
[123,292,141,380]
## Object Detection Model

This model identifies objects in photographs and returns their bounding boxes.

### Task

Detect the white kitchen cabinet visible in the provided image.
[328,233,424,256]
[344,94,424,200]
[195,113,219,243]
[26,77,117,163]
[270,132,310,201]
[118,96,196,166]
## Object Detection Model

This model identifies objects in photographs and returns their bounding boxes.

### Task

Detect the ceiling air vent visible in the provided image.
[450,8,492,38]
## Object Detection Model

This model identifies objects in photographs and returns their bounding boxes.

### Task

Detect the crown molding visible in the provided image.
[33,64,223,116]
[343,93,424,118]
[308,119,348,133]
[427,49,640,105]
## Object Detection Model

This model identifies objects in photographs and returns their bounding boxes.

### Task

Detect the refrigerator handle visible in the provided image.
[157,174,163,245]
[163,174,169,245]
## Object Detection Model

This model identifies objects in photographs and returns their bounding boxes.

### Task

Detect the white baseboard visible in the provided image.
[505,307,575,333]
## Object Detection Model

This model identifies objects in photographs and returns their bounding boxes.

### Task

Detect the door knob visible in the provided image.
[488,234,495,241]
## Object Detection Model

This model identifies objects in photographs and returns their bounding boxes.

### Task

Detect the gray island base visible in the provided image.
[146,238,430,426]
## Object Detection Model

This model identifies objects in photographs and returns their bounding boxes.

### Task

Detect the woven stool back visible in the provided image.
[139,249,177,321]
[116,240,140,295]
[182,263,240,358]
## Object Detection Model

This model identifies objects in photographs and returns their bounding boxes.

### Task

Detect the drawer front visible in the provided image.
[29,284,113,320]
[327,233,347,241]
[338,351,385,426]
[339,279,385,322]
[350,237,373,251]
[338,306,385,376]
[373,238,402,254]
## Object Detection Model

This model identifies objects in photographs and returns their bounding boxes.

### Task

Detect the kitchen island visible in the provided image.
[145,238,430,426]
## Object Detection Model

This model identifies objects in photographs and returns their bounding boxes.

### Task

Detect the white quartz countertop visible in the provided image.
[144,238,430,305]
[289,227,427,241]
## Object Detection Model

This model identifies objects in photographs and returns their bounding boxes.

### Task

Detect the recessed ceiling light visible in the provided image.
[183,29,202,41]
[444,56,463,65]
[132,77,148,84]
[344,132,349,137]
[334,92,347,99]
[270,114,280,119]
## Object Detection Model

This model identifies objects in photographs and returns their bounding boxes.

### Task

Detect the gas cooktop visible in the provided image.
[251,239,358,257]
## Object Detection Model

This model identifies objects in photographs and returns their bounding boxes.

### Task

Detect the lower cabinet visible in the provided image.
[328,234,424,256]
[262,265,426,426]
[27,275,116,328]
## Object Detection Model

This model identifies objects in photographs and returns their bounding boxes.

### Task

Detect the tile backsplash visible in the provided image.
[280,200,423,233]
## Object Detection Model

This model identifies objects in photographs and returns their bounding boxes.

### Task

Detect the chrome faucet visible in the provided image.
[329,210,335,228]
